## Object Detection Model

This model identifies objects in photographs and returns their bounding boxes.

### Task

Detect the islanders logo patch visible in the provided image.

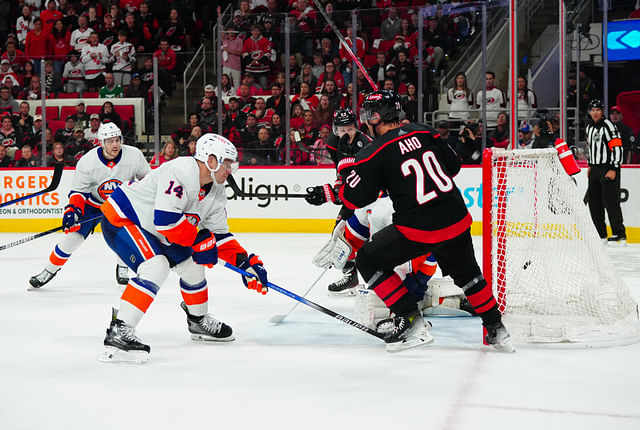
[97,179,123,200]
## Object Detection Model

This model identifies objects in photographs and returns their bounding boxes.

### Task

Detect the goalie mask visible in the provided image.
[195,133,239,179]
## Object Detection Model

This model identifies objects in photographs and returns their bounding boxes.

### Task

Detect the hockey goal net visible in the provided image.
[482,148,640,346]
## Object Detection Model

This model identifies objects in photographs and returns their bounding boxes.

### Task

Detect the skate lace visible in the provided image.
[118,323,142,343]
[392,317,407,335]
[334,269,355,287]
[200,314,223,334]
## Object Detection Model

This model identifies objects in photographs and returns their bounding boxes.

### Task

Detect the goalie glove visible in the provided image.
[239,253,268,295]
[312,220,352,270]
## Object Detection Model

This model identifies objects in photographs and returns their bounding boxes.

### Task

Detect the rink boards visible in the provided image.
[1,165,639,242]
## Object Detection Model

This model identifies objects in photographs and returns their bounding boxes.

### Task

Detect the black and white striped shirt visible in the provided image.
[586,118,623,168]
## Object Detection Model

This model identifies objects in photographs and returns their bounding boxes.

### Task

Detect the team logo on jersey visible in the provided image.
[97,179,123,200]
[185,213,201,226]
[454,93,467,100]
[250,50,264,61]
[487,97,496,104]
[1,138,14,147]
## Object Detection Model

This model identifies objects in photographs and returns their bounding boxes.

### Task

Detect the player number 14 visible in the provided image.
[401,151,453,204]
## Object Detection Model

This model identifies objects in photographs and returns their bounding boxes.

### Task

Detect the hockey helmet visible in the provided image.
[589,99,604,111]
[98,122,122,144]
[195,133,239,174]
[332,108,357,135]
[361,90,402,124]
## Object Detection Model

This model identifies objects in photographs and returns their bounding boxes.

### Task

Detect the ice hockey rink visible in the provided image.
[1,232,639,430]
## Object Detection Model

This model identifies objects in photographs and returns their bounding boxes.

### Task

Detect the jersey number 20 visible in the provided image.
[401,151,453,204]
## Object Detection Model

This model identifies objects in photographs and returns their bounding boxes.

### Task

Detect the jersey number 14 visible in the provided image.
[401,151,453,204]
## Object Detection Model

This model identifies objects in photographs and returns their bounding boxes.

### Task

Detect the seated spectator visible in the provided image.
[266,83,286,118]
[313,95,334,129]
[270,113,284,142]
[254,125,276,165]
[43,60,64,95]
[339,27,366,79]
[518,122,534,149]
[111,31,136,87]
[321,79,342,112]
[194,85,218,114]
[0,86,19,115]
[237,75,260,97]
[190,125,203,140]
[290,102,305,130]
[159,9,187,52]
[340,82,364,110]
[25,18,53,75]
[402,83,420,123]
[239,113,260,164]
[252,97,274,125]
[383,65,401,92]
[381,7,402,41]
[51,20,72,75]
[369,52,389,90]
[311,51,325,80]
[100,101,122,129]
[0,114,18,149]
[215,74,236,97]
[87,7,101,30]
[55,116,77,144]
[172,113,200,146]
[292,82,319,112]
[13,102,33,135]
[16,144,41,167]
[63,50,86,95]
[398,18,417,49]
[286,55,301,88]
[0,145,13,167]
[300,110,319,147]
[354,69,375,94]
[236,83,257,111]
[447,72,473,126]
[84,113,102,146]
[274,72,288,93]
[71,102,91,130]
[21,61,36,93]
[198,98,216,129]
[310,125,333,166]
[150,141,178,165]
[241,25,273,90]
[181,135,197,157]
[488,112,510,148]
[436,121,460,148]
[100,72,124,98]
[47,141,74,166]
[18,114,43,150]
[316,62,345,93]
[457,120,482,164]
[2,40,26,76]
[319,37,336,65]
[65,126,94,160]
[0,60,20,91]
[153,38,177,95]
[294,64,318,96]
[124,73,146,98]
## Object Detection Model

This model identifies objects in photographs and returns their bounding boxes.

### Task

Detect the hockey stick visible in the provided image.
[0,164,64,208]
[223,261,385,340]
[0,214,103,252]
[226,174,309,199]
[269,266,329,324]
[311,0,378,91]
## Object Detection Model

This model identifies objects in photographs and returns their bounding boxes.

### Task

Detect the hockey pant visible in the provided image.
[356,225,501,326]
[587,165,626,238]
[45,205,103,273]
[101,215,208,328]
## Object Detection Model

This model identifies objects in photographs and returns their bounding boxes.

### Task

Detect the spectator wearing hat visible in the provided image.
[222,26,243,91]
[381,7,402,41]
[65,125,93,160]
[55,116,77,144]
[194,84,218,115]
[16,143,41,168]
[99,72,124,98]
[70,15,95,52]
[40,0,63,34]
[71,102,91,130]
[84,113,102,145]
[437,120,460,149]
[0,86,19,115]
[0,60,20,90]
[63,50,86,95]
[18,113,43,151]
[383,65,401,92]
[125,73,146,98]
[111,31,136,87]
[518,122,534,149]
[424,16,449,71]
[609,106,637,164]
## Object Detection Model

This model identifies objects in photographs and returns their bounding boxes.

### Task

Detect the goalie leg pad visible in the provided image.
[354,288,391,329]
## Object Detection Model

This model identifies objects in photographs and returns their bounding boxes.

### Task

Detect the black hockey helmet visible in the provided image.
[361,90,402,124]
[589,99,604,111]
[333,108,356,127]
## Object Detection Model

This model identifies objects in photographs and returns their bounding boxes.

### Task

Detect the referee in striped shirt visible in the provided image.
[585,99,626,246]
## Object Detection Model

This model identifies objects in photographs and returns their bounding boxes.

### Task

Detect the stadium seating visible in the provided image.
[35,106,59,120]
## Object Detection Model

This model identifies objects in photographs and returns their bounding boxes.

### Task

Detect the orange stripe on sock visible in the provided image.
[49,251,68,266]
[121,284,155,313]
[124,225,155,260]
[181,289,208,306]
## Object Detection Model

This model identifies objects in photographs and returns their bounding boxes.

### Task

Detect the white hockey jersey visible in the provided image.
[105,157,230,247]
[475,87,507,127]
[70,145,150,209]
[110,41,136,72]
[63,60,85,81]
[84,127,101,146]
[81,43,111,79]
[447,87,473,120]
[70,28,95,50]
[16,16,35,45]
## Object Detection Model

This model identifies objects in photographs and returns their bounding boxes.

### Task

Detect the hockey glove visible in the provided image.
[191,229,218,267]
[239,253,268,295]
[305,183,339,206]
[62,205,83,234]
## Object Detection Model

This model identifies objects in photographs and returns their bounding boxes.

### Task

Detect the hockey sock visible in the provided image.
[119,277,160,327]
[180,279,208,317]
[373,272,418,317]
[462,275,501,326]
[45,232,85,272]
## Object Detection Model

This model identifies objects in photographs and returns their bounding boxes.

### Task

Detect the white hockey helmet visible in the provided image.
[98,122,122,144]
[194,133,238,174]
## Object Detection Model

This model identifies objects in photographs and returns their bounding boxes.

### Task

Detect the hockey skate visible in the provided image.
[607,235,627,247]
[115,264,129,285]
[100,318,150,364]
[484,321,516,353]
[28,268,59,290]
[180,302,234,342]
[383,310,434,352]
[328,263,359,296]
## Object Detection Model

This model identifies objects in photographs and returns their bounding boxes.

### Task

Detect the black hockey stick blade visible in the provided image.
[224,261,385,340]
[0,214,102,252]
[226,174,308,199]
[0,164,64,208]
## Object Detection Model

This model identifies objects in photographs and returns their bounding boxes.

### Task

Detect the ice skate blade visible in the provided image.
[423,306,472,317]
[327,287,357,297]
[607,240,627,248]
[190,333,235,342]
[489,341,516,353]
[385,329,434,353]
[99,346,149,364]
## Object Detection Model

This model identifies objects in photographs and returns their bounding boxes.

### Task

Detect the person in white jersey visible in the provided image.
[446,72,473,129]
[29,123,150,290]
[475,71,506,130]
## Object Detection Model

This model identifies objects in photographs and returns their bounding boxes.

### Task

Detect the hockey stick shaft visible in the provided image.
[0,164,64,208]
[0,214,102,252]
[311,0,378,91]
[223,261,385,339]
[227,175,308,199]
[271,266,329,323]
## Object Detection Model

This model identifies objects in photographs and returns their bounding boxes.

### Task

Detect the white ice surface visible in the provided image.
[1,232,639,430]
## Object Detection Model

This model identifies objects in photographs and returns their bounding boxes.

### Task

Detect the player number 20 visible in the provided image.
[401,151,453,204]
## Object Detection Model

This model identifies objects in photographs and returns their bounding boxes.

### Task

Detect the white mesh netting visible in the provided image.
[488,149,640,346]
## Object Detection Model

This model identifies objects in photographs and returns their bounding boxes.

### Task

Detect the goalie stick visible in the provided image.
[269,266,329,324]
[226,174,309,199]
[0,214,102,252]
[311,0,378,91]
[223,261,385,340]
[0,164,64,208]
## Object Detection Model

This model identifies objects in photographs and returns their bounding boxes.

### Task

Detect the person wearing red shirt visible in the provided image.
[2,40,26,74]
[40,0,63,34]
[25,19,54,75]
[241,25,273,90]
[289,0,316,57]
[153,39,177,96]
[315,62,345,93]
[51,20,72,75]
[291,82,319,112]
